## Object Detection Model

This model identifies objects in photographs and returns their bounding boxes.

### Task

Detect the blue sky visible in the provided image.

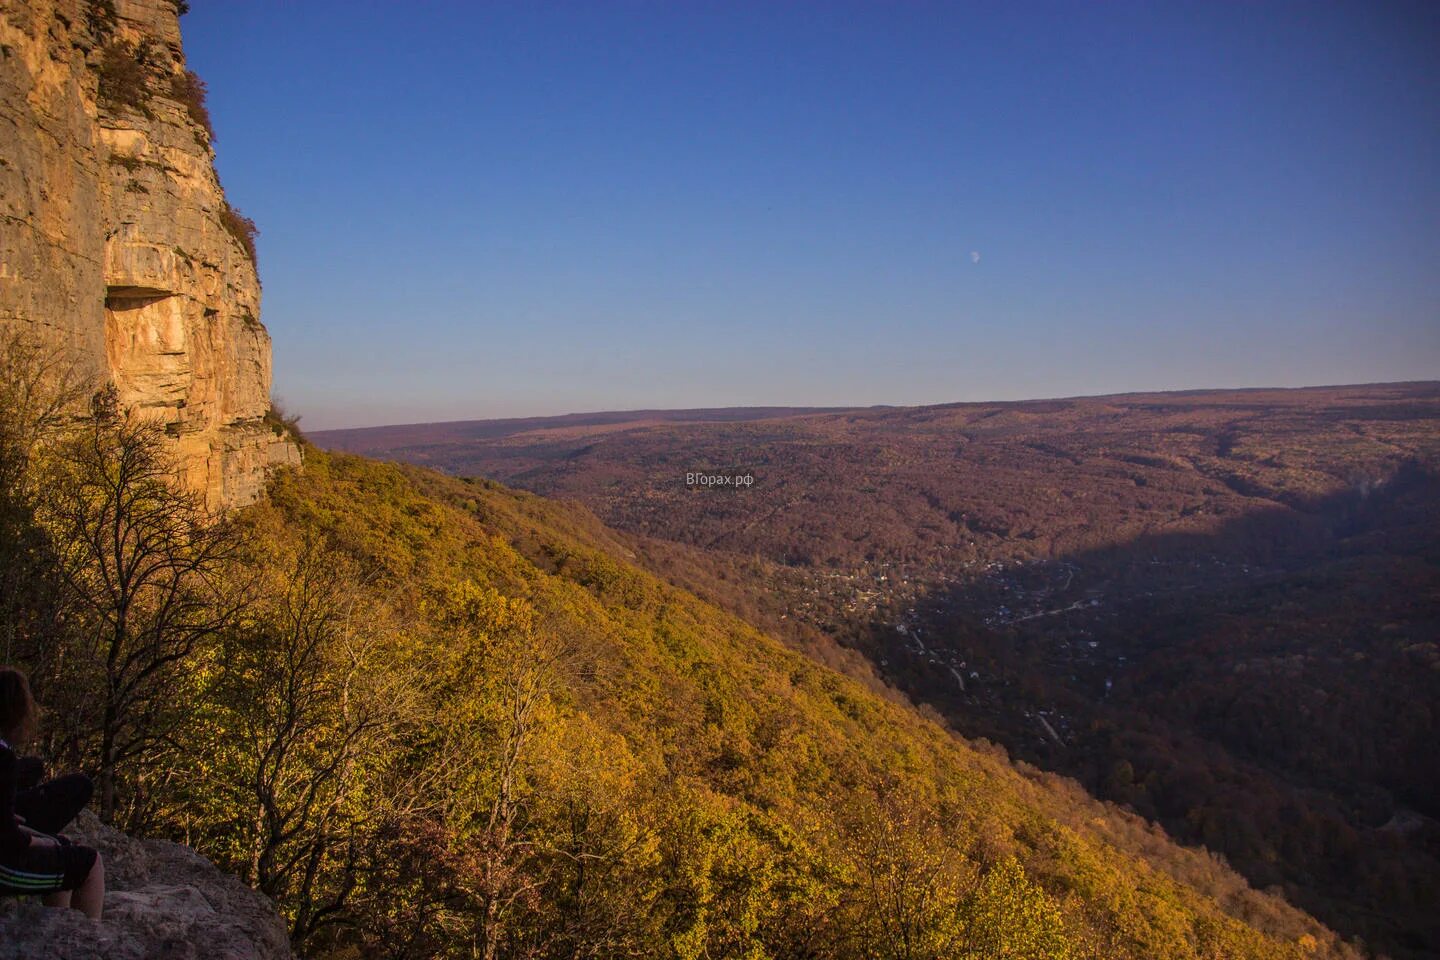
[182,1,1440,430]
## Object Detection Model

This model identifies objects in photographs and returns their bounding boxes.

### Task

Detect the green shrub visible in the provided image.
[263,402,303,443]
[86,0,119,41]
[219,203,258,265]
[168,69,214,142]
[96,40,151,112]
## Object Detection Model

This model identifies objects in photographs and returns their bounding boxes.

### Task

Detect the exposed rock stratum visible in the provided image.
[0,0,298,507]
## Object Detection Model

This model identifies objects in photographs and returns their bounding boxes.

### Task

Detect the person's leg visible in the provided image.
[70,853,103,920]
[15,774,94,835]
[5,835,81,912]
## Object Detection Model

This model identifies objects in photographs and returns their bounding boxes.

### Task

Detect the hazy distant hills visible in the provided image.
[314,405,857,468]
[316,382,1440,957]
[314,384,1440,570]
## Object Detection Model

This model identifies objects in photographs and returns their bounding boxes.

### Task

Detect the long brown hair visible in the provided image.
[0,667,36,747]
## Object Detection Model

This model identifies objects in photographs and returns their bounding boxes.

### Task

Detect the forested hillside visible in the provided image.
[315,383,1440,957]
[0,351,1358,958]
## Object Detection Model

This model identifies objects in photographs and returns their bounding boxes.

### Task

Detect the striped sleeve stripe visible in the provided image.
[0,866,64,888]
[0,879,60,889]
[0,880,60,892]
[0,865,63,880]
[0,879,62,889]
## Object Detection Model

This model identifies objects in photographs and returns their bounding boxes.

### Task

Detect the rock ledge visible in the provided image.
[0,812,292,960]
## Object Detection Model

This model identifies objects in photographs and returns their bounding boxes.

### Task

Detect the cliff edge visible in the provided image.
[0,812,292,960]
[0,0,298,507]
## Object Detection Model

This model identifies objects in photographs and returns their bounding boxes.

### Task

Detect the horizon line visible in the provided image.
[307,377,1440,436]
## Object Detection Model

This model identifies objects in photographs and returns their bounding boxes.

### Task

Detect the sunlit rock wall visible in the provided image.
[0,0,299,508]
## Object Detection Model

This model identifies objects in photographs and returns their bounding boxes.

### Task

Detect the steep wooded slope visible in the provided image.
[233,449,1355,958]
[313,383,1440,957]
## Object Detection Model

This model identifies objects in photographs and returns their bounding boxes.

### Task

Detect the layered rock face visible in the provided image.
[0,0,298,508]
[0,812,293,960]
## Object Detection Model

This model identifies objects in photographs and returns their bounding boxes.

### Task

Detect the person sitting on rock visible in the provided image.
[0,667,104,919]
[12,743,94,838]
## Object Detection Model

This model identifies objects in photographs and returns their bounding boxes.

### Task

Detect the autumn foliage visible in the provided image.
[0,339,1360,958]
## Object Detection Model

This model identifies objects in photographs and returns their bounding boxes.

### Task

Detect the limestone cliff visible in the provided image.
[0,0,298,508]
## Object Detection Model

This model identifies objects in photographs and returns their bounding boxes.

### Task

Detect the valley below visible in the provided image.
[319,382,1440,958]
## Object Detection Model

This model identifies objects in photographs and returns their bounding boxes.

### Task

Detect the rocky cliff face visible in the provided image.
[0,812,293,960]
[0,0,298,508]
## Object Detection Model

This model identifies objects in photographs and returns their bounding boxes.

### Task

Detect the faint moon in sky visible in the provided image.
[971,251,981,264]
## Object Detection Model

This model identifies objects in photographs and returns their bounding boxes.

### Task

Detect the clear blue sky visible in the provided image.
[182,1,1440,430]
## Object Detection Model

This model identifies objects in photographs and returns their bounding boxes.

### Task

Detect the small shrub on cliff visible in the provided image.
[219,203,259,265]
[264,401,304,444]
[96,40,152,113]
[168,69,215,143]
[86,0,119,41]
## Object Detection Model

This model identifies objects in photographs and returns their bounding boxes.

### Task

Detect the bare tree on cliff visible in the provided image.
[0,332,86,666]
[451,606,567,960]
[42,387,243,825]
[197,532,418,952]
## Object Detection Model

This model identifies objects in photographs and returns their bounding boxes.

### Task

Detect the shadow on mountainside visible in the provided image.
[856,461,1440,959]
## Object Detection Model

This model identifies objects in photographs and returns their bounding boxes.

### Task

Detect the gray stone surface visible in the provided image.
[0,812,293,960]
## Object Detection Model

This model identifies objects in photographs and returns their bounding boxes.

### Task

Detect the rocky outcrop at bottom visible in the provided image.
[0,812,292,960]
